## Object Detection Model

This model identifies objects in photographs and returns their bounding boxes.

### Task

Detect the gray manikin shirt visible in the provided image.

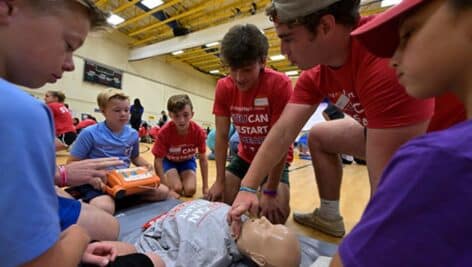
[135,199,244,267]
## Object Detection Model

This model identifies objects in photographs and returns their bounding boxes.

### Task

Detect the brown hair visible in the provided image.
[97,88,129,110]
[167,94,193,113]
[220,24,269,68]
[47,90,66,103]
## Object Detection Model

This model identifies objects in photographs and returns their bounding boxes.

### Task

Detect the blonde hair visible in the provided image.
[97,88,129,110]
[26,0,109,30]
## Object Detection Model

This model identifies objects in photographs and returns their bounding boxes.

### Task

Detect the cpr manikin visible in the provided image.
[237,216,301,267]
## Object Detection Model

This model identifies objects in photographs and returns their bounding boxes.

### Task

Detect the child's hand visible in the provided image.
[82,242,117,267]
[202,186,209,196]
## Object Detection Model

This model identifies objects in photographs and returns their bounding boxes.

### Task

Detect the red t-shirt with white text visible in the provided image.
[152,120,206,162]
[47,102,76,135]
[291,17,435,129]
[213,68,293,163]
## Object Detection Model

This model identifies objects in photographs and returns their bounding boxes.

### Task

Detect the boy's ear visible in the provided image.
[0,0,14,25]
[318,14,336,36]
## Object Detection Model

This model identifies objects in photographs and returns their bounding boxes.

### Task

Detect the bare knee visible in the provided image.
[308,125,324,152]
[90,195,115,215]
[77,203,120,241]
[140,185,169,202]
[182,185,196,197]
[172,183,183,194]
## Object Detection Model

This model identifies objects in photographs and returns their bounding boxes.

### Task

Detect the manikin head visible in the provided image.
[237,216,301,267]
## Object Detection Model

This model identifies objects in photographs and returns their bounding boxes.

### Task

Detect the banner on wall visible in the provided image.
[83,60,123,89]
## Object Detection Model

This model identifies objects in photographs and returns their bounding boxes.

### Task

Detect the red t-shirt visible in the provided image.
[138,126,149,138]
[427,92,466,132]
[149,126,160,140]
[213,68,294,163]
[75,119,96,131]
[47,102,76,135]
[152,120,206,162]
[291,17,434,129]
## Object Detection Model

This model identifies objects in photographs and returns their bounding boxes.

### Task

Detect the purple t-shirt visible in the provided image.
[339,120,472,267]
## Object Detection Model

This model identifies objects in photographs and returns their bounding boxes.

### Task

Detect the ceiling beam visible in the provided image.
[129,11,273,61]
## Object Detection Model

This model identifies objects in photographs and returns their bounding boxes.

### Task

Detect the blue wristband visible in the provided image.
[262,189,277,197]
[239,186,257,194]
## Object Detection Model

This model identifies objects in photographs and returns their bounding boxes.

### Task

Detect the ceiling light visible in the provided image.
[285,70,299,76]
[205,42,220,48]
[209,70,220,74]
[270,54,285,61]
[107,14,125,26]
[171,50,184,55]
[141,0,164,9]
[380,0,401,7]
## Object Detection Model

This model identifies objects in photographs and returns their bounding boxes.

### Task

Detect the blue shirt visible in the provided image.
[0,79,60,267]
[340,120,472,267]
[71,121,139,169]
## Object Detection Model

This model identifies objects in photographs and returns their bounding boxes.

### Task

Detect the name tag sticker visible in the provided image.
[169,146,181,153]
[254,97,269,107]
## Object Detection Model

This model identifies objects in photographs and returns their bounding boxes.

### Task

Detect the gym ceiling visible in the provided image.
[94,0,388,79]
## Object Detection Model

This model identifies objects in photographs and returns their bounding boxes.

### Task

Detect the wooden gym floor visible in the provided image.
[57,142,370,245]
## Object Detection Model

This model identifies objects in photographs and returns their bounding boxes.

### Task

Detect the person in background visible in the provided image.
[149,124,160,141]
[45,90,77,147]
[158,110,168,127]
[76,114,97,134]
[130,98,144,131]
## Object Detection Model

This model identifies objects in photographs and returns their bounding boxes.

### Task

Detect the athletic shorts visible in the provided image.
[65,184,106,203]
[163,157,197,173]
[58,196,81,230]
[226,155,290,185]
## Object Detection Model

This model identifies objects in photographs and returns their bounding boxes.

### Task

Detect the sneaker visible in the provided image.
[293,208,345,237]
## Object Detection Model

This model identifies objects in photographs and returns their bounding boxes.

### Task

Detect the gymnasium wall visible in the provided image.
[22,31,217,128]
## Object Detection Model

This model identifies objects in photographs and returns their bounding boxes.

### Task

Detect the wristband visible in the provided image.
[59,165,68,187]
[262,189,277,197]
[239,186,257,194]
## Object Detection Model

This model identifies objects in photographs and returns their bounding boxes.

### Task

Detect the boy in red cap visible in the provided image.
[330,0,472,266]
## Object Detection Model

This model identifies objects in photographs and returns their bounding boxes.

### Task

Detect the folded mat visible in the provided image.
[116,199,337,267]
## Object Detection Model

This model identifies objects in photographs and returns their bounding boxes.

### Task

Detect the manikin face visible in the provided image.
[169,104,194,133]
[229,61,264,91]
[275,22,327,70]
[390,0,472,99]
[0,1,90,88]
[102,98,130,132]
[237,217,301,267]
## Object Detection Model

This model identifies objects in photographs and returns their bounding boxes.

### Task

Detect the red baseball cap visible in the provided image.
[351,0,426,58]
